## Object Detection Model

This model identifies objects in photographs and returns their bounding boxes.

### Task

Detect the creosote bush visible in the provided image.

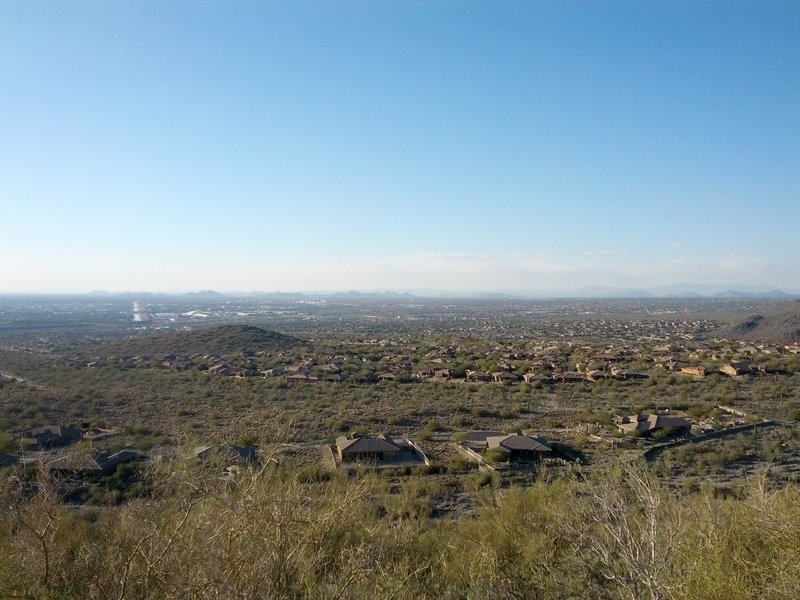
[1,457,799,599]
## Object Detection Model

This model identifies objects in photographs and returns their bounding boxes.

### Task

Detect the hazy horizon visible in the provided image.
[2,282,799,299]
[2,2,798,294]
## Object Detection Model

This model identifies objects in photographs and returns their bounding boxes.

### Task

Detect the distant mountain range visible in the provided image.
[182,290,224,298]
[630,283,799,298]
[559,285,798,299]
[238,285,793,299]
[78,284,800,300]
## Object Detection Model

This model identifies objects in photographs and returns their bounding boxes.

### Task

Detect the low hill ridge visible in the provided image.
[713,301,800,343]
[102,325,302,357]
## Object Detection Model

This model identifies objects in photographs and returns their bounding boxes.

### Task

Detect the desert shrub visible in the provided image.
[472,407,497,418]
[295,465,332,483]
[413,463,445,476]
[451,414,470,427]
[572,433,588,451]
[651,426,678,441]
[469,470,495,489]
[446,457,474,473]
[325,418,350,432]
[0,434,16,453]
[422,420,443,433]
[762,440,783,463]
[483,448,508,464]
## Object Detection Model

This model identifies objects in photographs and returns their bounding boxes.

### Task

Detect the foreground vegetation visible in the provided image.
[2,454,799,600]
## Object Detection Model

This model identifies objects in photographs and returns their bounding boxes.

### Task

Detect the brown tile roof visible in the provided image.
[336,436,400,455]
[487,434,552,453]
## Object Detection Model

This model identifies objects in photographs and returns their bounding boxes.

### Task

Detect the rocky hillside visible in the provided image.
[713,300,800,343]
[98,325,303,357]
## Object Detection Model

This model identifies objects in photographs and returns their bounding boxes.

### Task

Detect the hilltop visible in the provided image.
[100,325,303,357]
[713,300,800,343]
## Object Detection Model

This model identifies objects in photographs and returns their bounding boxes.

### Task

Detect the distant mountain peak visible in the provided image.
[183,290,223,297]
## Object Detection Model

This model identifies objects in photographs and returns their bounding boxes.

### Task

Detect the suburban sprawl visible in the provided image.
[1,294,800,598]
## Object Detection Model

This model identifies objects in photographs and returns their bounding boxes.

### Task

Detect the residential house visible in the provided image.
[336,434,402,463]
[351,373,377,384]
[611,368,649,380]
[615,414,690,436]
[554,372,586,383]
[585,369,610,381]
[44,449,142,476]
[20,425,83,449]
[753,364,781,374]
[680,366,708,378]
[286,372,318,384]
[208,363,237,376]
[159,355,193,370]
[492,371,518,383]
[485,434,552,461]
[433,369,452,380]
[460,431,507,450]
[658,360,684,371]
[720,363,752,378]
[523,373,552,384]
[465,369,491,382]
[194,445,257,466]
[416,367,436,379]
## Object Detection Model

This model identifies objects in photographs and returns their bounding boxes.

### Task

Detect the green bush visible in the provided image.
[413,463,445,475]
[0,434,15,453]
[483,448,508,464]
[423,420,443,432]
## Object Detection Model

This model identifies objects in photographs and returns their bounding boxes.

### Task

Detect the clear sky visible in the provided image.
[2,1,798,294]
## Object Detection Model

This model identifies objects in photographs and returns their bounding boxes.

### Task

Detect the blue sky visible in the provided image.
[1,1,798,293]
